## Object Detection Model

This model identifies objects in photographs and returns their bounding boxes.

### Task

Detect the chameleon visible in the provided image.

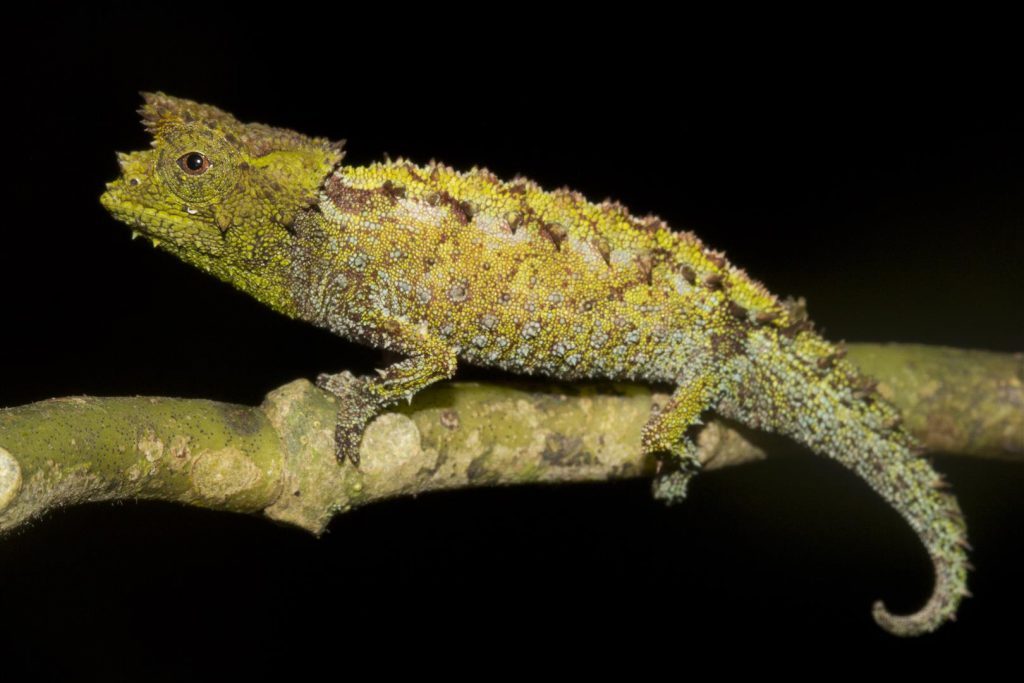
[100,92,971,636]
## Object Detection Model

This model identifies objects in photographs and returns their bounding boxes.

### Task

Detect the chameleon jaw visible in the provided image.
[100,187,225,258]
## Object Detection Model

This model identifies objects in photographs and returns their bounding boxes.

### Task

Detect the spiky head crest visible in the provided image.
[101,93,343,262]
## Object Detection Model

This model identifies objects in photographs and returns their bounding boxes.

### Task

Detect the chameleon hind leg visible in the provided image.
[318,315,457,465]
[642,374,719,505]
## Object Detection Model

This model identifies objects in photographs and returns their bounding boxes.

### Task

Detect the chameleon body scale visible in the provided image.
[101,93,970,636]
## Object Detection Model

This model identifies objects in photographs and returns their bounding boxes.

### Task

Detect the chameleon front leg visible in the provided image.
[642,374,720,505]
[317,317,457,465]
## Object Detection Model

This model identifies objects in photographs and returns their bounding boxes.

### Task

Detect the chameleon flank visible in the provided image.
[100,93,971,636]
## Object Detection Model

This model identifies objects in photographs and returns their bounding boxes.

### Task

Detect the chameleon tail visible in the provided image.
[729,329,971,636]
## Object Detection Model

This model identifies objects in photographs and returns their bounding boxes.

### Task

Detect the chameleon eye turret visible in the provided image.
[101,92,972,637]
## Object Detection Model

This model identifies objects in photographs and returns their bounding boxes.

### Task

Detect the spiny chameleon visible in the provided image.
[100,93,970,636]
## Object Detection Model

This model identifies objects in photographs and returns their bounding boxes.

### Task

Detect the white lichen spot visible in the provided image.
[0,446,23,512]
[359,413,434,494]
[191,448,260,502]
[522,321,541,338]
[137,429,164,463]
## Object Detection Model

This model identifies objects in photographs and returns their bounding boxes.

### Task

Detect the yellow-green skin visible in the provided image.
[101,93,970,636]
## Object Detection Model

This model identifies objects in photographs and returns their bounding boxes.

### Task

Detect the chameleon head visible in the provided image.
[100,92,343,264]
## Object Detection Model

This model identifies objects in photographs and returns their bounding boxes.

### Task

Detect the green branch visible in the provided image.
[1,344,1020,536]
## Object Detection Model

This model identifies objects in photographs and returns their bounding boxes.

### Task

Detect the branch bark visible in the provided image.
[1,344,1020,536]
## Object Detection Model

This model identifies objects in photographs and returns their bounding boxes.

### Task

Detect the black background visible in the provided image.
[1,7,1022,677]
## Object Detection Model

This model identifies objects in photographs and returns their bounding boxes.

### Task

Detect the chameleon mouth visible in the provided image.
[100,184,155,240]
[99,183,223,257]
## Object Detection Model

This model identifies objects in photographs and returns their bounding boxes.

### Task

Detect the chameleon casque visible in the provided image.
[101,93,971,636]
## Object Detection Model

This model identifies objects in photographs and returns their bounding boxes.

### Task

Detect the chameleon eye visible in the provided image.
[177,152,210,176]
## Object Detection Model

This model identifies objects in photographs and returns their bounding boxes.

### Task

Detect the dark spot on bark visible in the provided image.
[425,191,441,206]
[678,265,697,284]
[218,404,263,436]
[440,409,460,430]
[508,183,527,195]
[467,451,502,484]
[755,310,779,324]
[542,433,597,467]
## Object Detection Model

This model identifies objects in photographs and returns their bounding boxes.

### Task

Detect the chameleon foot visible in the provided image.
[651,450,701,506]
[316,370,380,466]
[652,466,696,505]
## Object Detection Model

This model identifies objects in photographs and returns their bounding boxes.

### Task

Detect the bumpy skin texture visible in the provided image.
[101,93,971,636]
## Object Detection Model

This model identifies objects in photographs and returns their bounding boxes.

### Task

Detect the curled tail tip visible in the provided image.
[870,546,972,637]
[872,598,949,637]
